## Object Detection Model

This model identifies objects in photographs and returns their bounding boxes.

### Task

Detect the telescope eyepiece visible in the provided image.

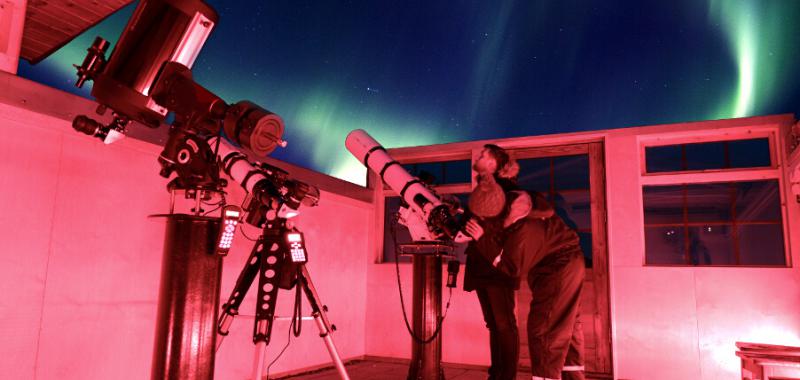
[73,115,103,137]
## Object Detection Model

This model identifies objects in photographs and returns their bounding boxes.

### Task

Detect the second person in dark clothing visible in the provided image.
[462,144,523,380]
[463,144,586,380]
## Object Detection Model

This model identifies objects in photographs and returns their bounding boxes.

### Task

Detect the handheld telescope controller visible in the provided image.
[345,129,462,241]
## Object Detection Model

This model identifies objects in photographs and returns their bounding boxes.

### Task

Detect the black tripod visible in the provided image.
[215,214,350,380]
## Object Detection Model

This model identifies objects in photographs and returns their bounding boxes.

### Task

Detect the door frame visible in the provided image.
[374,139,612,376]
[509,142,612,376]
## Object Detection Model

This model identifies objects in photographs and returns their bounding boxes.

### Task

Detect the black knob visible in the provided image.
[72,115,102,136]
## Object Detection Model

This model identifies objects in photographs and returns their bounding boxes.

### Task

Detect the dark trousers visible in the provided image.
[527,253,585,380]
[475,285,519,380]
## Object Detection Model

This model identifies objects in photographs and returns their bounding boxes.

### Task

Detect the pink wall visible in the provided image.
[0,91,371,379]
[605,119,800,380]
[0,102,171,379]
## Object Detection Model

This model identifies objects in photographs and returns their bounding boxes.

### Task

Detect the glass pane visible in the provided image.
[729,139,771,168]
[735,181,781,221]
[643,185,684,224]
[383,196,412,263]
[443,160,472,184]
[645,226,686,264]
[553,190,591,230]
[404,162,441,185]
[645,182,780,224]
[685,142,725,171]
[577,232,593,268]
[644,179,785,266]
[685,183,732,223]
[517,157,551,193]
[553,155,590,190]
[645,138,771,173]
[645,145,683,173]
[687,226,734,265]
[402,160,471,185]
[738,224,785,265]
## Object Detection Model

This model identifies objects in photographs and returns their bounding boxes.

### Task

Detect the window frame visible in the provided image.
[374,143,600,263]
[639,129,778,176]
[639,128,791,267]
[512,145,594,264]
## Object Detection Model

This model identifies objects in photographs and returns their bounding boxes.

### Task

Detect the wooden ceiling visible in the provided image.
[20,0,132,64]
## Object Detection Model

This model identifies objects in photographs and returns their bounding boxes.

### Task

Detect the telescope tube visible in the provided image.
[209,137,319,211]
[345,129,460,239]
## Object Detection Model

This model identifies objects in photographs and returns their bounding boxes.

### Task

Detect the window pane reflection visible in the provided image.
[555,190,591,230]
[645,226,685,265]
[643,185,684,224]
[735,181,781,221]
[517,154,593,268]
[738,225,785,266]
[687,226,734,265]
[554,155,590,190]
[517,157,551,192]
[685,183,731,223]
[643,179,785,266]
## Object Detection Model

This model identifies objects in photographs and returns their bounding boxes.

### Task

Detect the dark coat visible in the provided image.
[463,189,580,291]
[463,178,522,291]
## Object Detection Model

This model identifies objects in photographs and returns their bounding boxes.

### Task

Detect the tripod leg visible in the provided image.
[217,236,267,351]
[251,235,285,380]
[312,312,350,380]
[253,341,268,380]
[299,265,351,380]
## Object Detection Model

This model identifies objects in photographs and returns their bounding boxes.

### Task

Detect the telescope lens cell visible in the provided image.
[248,114,284,156]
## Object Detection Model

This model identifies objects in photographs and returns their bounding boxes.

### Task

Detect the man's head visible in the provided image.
[472,144,511,175]
[473,144,509,176]
[469,144,512,218]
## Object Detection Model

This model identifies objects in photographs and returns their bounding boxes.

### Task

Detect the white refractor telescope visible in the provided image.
[346,129,464,241]
[209,136,320,219]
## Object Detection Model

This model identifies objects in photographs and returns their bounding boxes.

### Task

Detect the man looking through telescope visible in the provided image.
[462,144,586,380]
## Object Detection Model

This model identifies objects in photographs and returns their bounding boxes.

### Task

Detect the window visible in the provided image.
[401,159,471,185]
[379,151,600,268]
[641,133,787,267]
[645,138,771,173]
[643,180,785,266]
[517,154,593,267]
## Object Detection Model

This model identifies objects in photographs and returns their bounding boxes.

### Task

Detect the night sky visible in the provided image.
[17,0,800,185]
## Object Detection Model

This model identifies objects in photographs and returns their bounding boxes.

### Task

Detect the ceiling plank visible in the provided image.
[21,0,132,64]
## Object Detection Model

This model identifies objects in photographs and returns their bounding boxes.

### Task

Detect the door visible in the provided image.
[511,142,612,378]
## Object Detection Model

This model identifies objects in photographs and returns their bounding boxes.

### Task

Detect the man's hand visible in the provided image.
[465,219,484,240]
